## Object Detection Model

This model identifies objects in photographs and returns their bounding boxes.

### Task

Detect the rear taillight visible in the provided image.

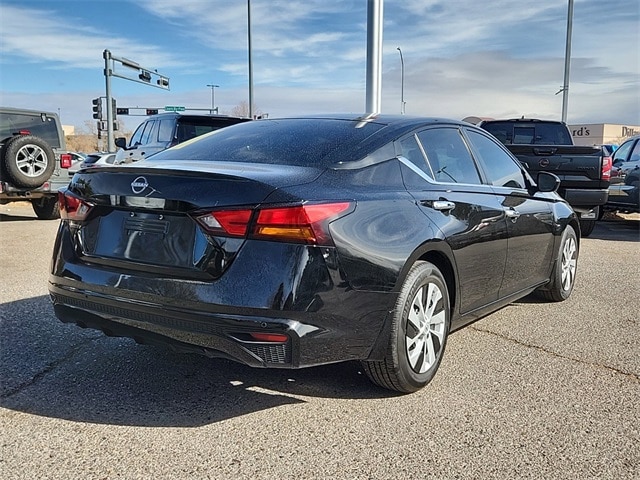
[60,154,73,169]
[195,202,353,246]
[602,156,612,181]
[196,209,253,237]
[59,190,93,221]
[253,203,352,245]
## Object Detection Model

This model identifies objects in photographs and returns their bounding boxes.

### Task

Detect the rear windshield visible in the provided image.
[482,121,572,145]
[149,118,386,167]
[175,117,248,143]
[0,112,61,148]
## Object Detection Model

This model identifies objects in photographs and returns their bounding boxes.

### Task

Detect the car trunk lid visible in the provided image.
[65,162,323,277]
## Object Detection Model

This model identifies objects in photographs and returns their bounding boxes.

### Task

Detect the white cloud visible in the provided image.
[0,5,188,69]
[1,0,637,127]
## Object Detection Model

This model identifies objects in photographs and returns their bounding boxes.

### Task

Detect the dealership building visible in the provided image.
[568,123,640,146]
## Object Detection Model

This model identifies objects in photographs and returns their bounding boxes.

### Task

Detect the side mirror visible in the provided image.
[537,171,560,193]
[115,137,127,149]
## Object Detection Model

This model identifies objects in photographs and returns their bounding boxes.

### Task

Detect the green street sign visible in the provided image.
[164,106,186,112]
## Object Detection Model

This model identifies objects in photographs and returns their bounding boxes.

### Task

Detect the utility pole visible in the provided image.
[247,0,254,118]
[101,49,170,152]
[365,0,384,114]
[103,50,115,152]
[560,0,574,123]
[207,84,219,113]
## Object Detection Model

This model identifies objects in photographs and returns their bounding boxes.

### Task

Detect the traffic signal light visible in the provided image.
[92,98,103,119]
[156,77,169,88]
[139,70,151,82]
[112,98,117,120]
[116,108,129,115]
[146,109,158,115]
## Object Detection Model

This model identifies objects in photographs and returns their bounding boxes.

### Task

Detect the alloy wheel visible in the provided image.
[405,282,446,374]
[561,236,577,291]
[16,145,48,177]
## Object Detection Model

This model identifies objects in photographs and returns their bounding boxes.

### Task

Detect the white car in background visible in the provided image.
[68,152,116,175]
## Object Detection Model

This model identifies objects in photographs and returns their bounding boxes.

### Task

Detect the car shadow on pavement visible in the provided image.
[0,212,38,222]
[588,217,639,242]
[0,295,396,427]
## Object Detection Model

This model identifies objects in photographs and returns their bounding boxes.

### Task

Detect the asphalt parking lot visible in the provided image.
[1,202,638,480]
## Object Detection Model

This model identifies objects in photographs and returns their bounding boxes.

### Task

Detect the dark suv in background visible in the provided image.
[114,112,250,163]
[606,135,640,213]
[0,107,73,219]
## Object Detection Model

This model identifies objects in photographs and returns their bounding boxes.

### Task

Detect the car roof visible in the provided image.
[0,106,60,118]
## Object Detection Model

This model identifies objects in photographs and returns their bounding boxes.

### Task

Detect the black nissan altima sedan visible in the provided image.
[49,115,579,393]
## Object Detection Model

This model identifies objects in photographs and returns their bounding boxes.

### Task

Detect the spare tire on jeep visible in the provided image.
[1,135,56,188]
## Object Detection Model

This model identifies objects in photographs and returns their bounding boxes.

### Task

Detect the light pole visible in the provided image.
[247,0,254,118]
[207,84,219,114]
[561,0,574,123]
[397,47,405,115]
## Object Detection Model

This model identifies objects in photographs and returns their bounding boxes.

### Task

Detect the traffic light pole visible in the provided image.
[103,50,115,152]
[101,49,170,152]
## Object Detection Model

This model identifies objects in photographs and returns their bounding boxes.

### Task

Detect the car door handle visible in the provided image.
[432,200,456,211]
[504,208,521,222]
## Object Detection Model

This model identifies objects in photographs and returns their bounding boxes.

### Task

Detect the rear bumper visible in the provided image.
[561,188,609,212]
[49,223,396,368]
[0,181,51,199]
[0,174,68,199]
[49,283,393,368]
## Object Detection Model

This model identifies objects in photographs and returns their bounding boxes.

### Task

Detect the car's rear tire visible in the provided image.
[536,225,578,302]
[32,196,60,220]
[579,218,596,237]
[362,261,450,393]
[1,135,56,188]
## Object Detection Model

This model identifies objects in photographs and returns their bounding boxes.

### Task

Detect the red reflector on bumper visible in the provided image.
[249,333,289,343]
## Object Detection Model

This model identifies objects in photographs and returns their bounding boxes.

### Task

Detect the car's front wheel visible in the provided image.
[362,261,450,393]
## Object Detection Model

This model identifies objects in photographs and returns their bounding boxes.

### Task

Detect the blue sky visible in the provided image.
[1,0,638,132]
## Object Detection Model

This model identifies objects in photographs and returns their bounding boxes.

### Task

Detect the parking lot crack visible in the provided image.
[0,335,101,399]
[470,326,640,382]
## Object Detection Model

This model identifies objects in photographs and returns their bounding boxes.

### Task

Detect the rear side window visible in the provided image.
[417,128,481,184]
[140,120,157,145]
[0,112,61,148]
[399,135,433,179]
[158,119,174,143]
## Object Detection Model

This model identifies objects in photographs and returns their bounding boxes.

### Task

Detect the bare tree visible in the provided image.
[229,101,262,118]
[65,119,132,153]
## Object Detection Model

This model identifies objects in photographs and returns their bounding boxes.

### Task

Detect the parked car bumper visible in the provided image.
[49,223,396,368]
[561,188,609,213]
[604,183,640,213]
